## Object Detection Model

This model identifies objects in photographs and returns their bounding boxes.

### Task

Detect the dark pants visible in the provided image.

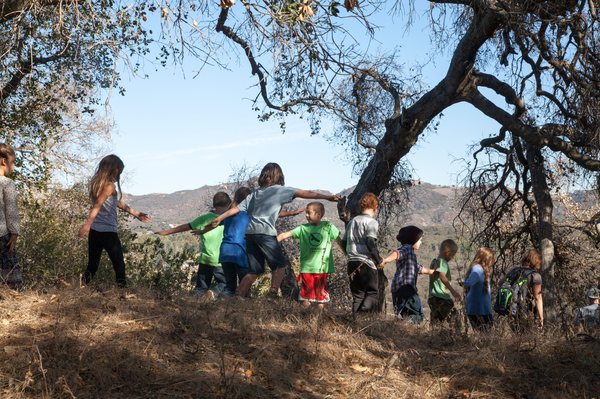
[392,285,424,323]
[195,263,226,295]
[84,229,126,287]
[468,314,494,331]
[428,296,456,323]
[348,261,379,313]
[221,262,248,297]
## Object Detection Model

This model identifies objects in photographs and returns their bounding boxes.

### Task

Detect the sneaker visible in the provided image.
[204,290,216,301]
[266,288,280,300]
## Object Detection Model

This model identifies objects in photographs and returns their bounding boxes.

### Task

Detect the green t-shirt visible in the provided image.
[291,221,340,274]
[428,257,452,300]
[189,212,224,267]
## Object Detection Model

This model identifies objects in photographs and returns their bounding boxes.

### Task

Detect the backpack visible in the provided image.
[494,267,535,316]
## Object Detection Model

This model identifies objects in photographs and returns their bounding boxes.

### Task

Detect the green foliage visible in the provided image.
[18,185,89,287]
[124,233,196,296]
[18,184,195,294]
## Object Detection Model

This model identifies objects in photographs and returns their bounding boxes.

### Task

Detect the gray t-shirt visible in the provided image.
[0,176,19,237]
[238,185,297,236]
[91,194,118,233]
[345,213,379,269]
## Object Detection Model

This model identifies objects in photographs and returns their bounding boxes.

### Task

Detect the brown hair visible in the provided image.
[359,192,379,212]
[521,248,542,271]
[233,187,252,205]
[258,162,284,187]
[307,202,325,217]
[213,191,232,208]
[89,155,124,202]
[0,143,16,159]
[468,247,495,293]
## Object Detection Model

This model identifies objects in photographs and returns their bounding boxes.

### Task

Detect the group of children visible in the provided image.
[2,150,595,332]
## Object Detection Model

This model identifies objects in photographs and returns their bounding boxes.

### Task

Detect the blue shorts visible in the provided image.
[246,234,287,275]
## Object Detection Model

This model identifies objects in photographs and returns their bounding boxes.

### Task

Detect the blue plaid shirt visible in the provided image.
[391,244,422,293]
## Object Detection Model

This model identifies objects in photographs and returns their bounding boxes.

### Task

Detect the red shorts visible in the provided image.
[298,273,330,303]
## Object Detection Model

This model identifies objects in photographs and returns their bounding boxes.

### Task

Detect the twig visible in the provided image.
[34,345,49,398]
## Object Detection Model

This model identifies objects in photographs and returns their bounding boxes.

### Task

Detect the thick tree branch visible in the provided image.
[466,89,600,171]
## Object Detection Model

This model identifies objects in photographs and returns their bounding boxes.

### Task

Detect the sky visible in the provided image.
[103,4,501,196]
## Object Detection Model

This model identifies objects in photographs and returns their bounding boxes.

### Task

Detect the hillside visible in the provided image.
[0,286,598,398]
[125,182,461,232]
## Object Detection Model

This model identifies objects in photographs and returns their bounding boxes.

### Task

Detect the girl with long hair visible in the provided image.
[78,155,150,287]
[463,247,495,330]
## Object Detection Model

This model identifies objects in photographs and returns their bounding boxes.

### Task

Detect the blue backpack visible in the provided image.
[494,267,534,316]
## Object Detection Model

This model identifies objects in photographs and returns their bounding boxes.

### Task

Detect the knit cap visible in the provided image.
[587,287,600,299]
[396,225,424,245]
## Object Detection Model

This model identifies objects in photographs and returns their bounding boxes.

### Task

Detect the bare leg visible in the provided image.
[271,267,285,292]
[238,273,258,297]
[302,300,311,308]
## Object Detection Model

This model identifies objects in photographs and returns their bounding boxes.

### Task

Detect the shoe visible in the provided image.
[266,288,280,300]
[204,290,216,301]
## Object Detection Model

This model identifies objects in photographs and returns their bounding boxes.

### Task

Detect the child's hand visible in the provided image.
[7,234,17,254]
[78,224,90,238]
[191,229,205,236]
[451,290,462,302]
[137,212,151,223]
[208,219,220,229]
[330,194,343,202]
[155,230,167,236]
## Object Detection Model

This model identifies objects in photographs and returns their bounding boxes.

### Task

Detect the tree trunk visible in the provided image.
[526,144,557,321]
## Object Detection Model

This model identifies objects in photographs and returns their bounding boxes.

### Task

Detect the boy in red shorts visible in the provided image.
[278,202,342,309]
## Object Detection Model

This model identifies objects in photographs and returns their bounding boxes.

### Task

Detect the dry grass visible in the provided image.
[0,286,598,399]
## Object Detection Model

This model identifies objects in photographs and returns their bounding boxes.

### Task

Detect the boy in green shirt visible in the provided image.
[156,192,231,299]
[428,239,461,323]
[278,202,342,309]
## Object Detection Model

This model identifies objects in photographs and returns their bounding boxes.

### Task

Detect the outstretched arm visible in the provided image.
[438,271,462,301]
[378,250,399,269]
[118,200,150,222]
[277,231,293,242]
[209,205,240,228]
[279,208,304,218]
[156,223,191,236]
[78,183,113,237]
[294,189,342,202]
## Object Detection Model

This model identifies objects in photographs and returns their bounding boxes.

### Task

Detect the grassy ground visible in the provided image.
[0,285,598,399]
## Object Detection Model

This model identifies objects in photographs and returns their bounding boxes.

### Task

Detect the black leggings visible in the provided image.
[84,229,126,287]
[348,261,379,313]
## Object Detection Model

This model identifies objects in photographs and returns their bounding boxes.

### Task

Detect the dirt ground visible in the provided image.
[0,285,598,399]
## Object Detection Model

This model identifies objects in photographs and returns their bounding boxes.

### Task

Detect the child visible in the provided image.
[79,155,150,287]
[344,192,383,313]
[463,247,495,330]
[277,202,341,309]
[380,225,433,323]
[157,192,231,298]
[194,187,304,297]
[209,162,341,298]
[0,144,22,290]
[428,239,461,323]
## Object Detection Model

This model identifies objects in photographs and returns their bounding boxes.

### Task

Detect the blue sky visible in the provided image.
[104,4,500,195]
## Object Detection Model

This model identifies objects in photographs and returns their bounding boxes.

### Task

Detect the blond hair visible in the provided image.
[89,155,124,202]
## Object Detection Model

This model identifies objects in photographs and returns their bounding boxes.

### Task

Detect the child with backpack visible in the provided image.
[428,239,461,324]
[493,248,543,330]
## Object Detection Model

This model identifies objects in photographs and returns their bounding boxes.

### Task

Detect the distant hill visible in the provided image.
[125,182,462,232]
